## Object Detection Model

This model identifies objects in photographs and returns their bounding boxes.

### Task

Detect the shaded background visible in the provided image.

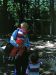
[0,0,55,37]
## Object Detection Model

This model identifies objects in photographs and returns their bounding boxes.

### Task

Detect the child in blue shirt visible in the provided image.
[10,22,30,75]
[26,53,40,75]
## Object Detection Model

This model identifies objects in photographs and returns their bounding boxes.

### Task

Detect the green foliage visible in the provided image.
[7,0,50,22]
[0,0,3,6]
[39,0,50,19]
[7,0,20,26]
[1,0,50,26]
[7,1,16,18]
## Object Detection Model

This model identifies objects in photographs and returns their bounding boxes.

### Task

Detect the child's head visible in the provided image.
[30,53,38,64]
[20,22,28,30]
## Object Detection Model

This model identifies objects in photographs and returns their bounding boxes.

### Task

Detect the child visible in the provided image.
[26,53,40,75]
[10,22,30,75]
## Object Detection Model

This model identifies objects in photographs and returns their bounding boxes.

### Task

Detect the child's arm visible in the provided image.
[10,29,19,47]
[26,66,29,75]
[24,37,30,47]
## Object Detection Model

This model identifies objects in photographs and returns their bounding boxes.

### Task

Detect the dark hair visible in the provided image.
[30,53,38,64]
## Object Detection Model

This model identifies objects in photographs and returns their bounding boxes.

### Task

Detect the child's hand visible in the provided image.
[18,43,24,48]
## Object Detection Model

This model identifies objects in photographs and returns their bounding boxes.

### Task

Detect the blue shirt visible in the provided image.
[10,28,30,48]
[26,63,40,75]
